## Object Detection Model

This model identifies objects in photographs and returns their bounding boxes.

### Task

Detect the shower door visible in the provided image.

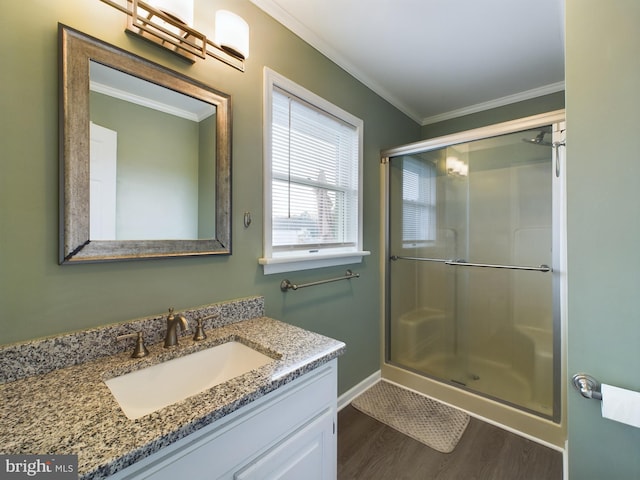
[386,125,559,419]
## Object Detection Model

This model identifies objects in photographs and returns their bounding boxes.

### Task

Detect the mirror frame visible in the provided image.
[59,24,231,264]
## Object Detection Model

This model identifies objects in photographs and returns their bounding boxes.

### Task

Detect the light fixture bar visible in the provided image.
[98,0,245,71]
[129,1,207,59]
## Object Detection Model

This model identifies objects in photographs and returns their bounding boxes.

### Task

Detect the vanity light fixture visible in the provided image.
[98,0,248,71]
[214,10,250,61]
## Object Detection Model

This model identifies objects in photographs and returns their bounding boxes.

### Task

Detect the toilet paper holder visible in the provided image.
[572,373,603,400]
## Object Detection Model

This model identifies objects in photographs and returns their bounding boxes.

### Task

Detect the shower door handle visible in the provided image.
[444,260,551,272]
[390,256,551,272]
[390,255,448,263]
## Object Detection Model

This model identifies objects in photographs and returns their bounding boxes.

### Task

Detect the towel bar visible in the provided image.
[280,269,359,292]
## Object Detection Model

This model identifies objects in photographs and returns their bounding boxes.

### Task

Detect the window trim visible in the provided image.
[260,68,369,275]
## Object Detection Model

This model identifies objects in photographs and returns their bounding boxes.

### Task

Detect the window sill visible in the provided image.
[259,251,370,275]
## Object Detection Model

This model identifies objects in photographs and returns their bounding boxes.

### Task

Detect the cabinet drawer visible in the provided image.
[234,408,334,480]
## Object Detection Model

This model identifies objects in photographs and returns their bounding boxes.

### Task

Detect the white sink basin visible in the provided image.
[105,341,274,419]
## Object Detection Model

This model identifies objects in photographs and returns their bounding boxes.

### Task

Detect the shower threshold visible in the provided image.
[393,354,553,418]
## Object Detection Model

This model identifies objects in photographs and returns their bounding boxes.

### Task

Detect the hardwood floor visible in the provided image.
[338,405,563,480]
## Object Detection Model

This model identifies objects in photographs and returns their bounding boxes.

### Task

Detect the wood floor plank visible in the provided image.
[338,405,563,480]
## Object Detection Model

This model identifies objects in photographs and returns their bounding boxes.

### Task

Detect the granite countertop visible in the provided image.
[0,315,345,479]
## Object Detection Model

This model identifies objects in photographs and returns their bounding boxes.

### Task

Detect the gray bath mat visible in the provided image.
[351,380,470,453]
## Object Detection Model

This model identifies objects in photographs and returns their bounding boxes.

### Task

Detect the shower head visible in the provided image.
[522,131,553,146]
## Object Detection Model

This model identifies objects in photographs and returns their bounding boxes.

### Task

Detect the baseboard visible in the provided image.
[338,370,381,411]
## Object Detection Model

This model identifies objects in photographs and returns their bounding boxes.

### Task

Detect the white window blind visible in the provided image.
[402,157,436,245]
[271,87,359,252]
[260,69,368,274]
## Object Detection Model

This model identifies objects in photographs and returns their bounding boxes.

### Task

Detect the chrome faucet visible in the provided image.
[164,307,188,348]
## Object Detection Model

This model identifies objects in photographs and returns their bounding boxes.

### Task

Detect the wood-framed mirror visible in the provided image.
[59,24,231,264]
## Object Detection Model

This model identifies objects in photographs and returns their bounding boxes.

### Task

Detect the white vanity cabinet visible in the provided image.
[109,359,337,480]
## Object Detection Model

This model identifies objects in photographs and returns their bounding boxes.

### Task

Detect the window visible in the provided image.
[260,69,369,274]
[402,157,436,247]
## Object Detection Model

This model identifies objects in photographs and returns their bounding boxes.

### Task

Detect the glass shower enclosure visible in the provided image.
[384,114,563,420]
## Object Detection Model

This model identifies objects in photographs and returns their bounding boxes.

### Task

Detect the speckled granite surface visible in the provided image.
[0,296,265,384]
[0,297,345,479]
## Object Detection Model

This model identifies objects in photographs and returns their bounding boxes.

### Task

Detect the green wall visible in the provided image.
[91,92,201,239]
[0,0,419,395]
[565,0,640,477]
[421,91,565,139]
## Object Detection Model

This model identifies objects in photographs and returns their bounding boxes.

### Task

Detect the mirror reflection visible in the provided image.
[89,62,217,240]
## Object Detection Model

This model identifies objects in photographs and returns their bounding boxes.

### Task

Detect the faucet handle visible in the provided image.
[193,314,217,341]
[193,318,207,341]
[117,331,150,358]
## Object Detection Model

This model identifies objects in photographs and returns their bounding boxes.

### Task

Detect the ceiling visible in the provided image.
[90,62,216,121]
[249,0,565,125]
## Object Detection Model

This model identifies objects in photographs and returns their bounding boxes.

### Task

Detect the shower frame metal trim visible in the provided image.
[381,109,565,159]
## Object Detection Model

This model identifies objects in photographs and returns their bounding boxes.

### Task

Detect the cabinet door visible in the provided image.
[234,408,335,480]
